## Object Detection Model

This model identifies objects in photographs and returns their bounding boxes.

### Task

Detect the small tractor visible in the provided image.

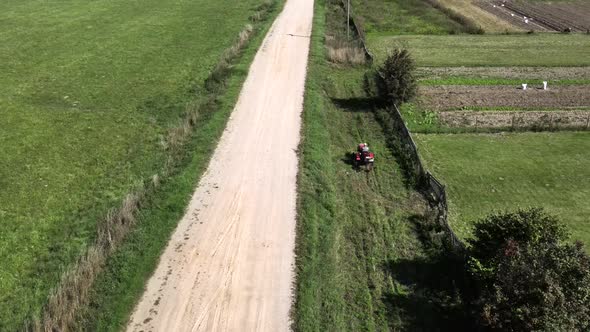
[353,143,375,171]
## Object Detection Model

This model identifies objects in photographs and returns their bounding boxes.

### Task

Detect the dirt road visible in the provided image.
[127,0,314,330]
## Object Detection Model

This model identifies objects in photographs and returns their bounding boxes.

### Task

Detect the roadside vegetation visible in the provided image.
[0,0,280,329]
[295,0,469,330]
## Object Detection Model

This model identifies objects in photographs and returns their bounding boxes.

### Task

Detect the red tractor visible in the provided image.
[353,143,375,171]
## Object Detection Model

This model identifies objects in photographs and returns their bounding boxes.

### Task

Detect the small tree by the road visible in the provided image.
[466,209,590,331]
[376,48,417,107]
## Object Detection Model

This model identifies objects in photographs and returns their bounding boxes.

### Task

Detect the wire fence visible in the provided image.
[337,0,374,63]
[390,105,466,253]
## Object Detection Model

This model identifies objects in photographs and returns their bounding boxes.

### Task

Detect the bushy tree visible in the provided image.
[468,208,567,263]
[467,209,590,332]
[376,48,417,106]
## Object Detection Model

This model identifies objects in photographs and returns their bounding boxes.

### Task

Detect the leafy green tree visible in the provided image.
[376,48,417,106]
[467,209,590,331]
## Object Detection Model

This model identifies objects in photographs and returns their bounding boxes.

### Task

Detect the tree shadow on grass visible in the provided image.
[381,213,472,331]
[382,255,471,331]
[331,97,376,113]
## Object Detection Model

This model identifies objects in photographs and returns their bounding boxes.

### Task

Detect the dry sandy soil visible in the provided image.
[127,0,314,331]
[420,85,590,111]
[478,0,590,31]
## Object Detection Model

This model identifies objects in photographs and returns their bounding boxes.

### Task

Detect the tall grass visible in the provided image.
[324,0,369,65]
[25,3,275,328]
[326,38,366,65]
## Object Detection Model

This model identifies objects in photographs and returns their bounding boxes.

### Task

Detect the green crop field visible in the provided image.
[0,0,271,328]
[350,0,467,35]
[368,34,590,67]
[415,132,590,245]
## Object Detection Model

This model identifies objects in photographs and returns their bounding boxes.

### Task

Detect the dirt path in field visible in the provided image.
[127,0,314,331]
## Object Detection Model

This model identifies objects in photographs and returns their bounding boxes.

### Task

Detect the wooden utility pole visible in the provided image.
[347,0,350,40]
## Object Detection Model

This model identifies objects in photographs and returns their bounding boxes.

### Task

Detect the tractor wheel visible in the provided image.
[366,162,373,172]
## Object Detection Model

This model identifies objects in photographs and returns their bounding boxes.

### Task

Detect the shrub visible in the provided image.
[468,208,567,263]
[467,209,590,331]
[376,48,417,107]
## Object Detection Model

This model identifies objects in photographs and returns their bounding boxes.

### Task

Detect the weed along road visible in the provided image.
[127,0,314,331]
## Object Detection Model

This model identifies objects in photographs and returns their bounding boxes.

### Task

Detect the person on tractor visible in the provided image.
[354,143,375,171]
[358,143,369,153]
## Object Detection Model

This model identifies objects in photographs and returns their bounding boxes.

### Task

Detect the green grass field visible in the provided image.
[415,132,590,245]
[295,1,467,330]
[368,34,590,66]
[0,0,269,328]
[351,0,467,35]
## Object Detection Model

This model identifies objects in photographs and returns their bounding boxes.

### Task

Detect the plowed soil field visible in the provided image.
[478,0,590,32]
[420,85,590,111]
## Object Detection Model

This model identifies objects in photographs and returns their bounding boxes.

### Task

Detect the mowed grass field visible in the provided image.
[415,132,590,245]
[0,0,267,328]
[368,34,590,67]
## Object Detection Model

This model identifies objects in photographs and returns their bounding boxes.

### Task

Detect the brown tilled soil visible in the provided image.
[418,67,590,81]
[439,110,590,128]
[420,85,590,111]
[477,0,590,32]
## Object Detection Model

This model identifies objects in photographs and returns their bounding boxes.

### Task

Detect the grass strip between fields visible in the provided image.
[24,2,283,330]
[368,34,590,67]
[295,0,469,330]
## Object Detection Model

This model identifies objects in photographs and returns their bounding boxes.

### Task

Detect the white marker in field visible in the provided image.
[543,81,548,90]
[522,83,528,90]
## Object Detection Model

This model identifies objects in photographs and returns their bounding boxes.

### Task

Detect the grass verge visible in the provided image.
[294,0,467,330]
[414,131,590,246]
